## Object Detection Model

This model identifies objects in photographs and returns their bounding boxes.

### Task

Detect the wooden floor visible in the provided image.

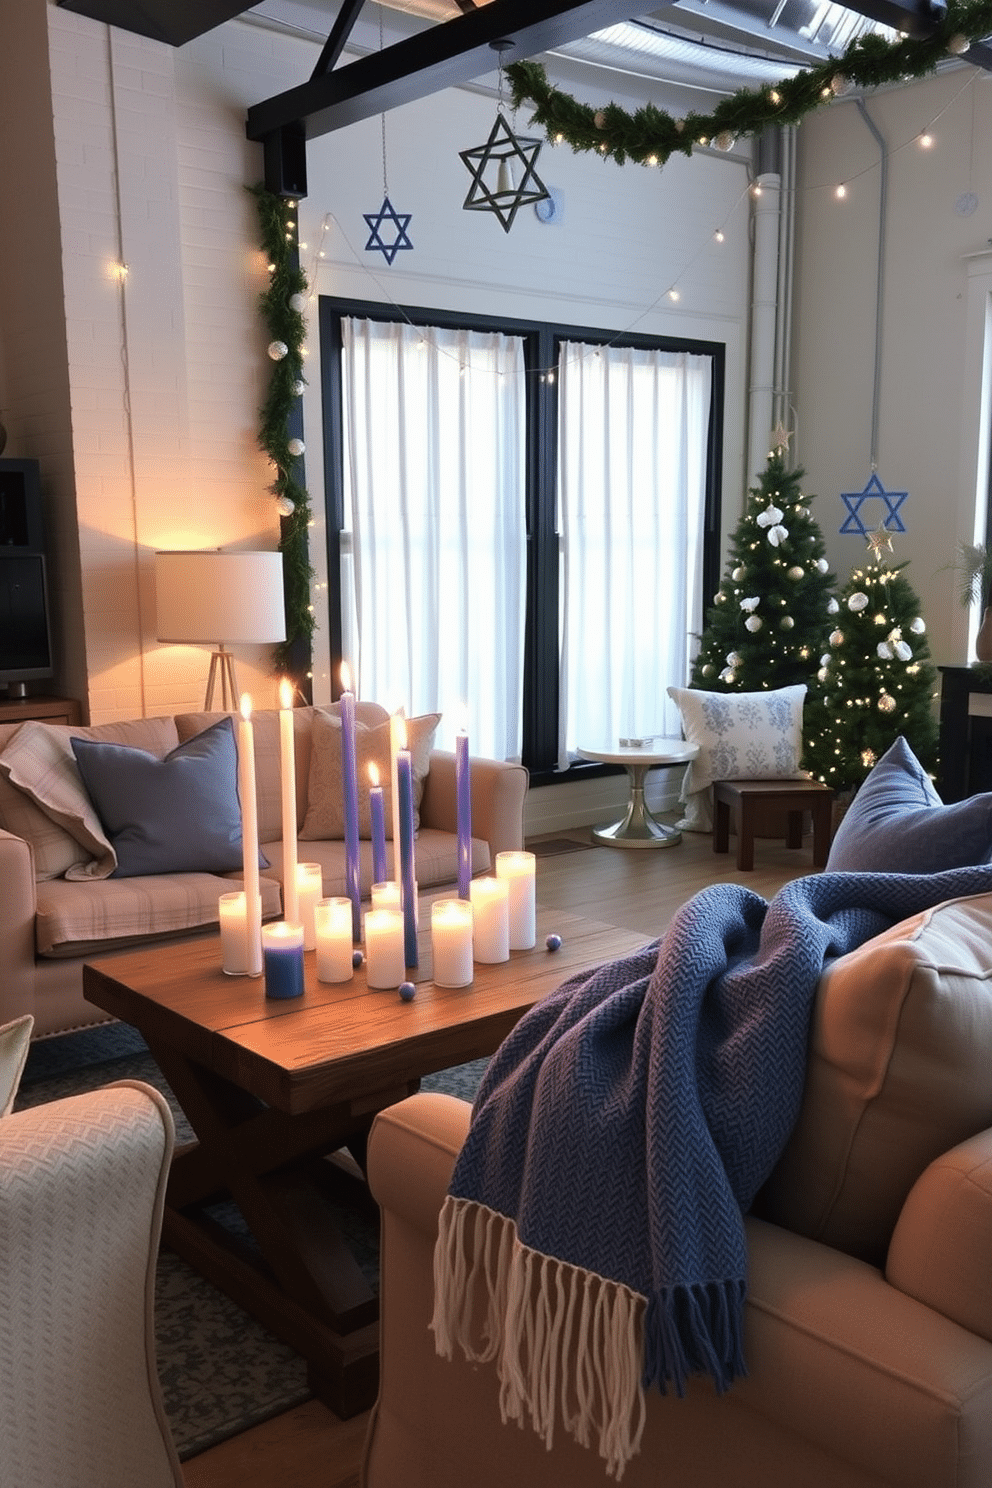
[180,817,812,1488]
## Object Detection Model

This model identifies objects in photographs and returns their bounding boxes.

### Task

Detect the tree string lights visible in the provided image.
[506,0,992,170]
[249,184,315,669]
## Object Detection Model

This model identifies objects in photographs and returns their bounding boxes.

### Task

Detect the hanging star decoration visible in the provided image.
[866,525,895,558]
[460,112,550,233]
[363,196,413,265]
[840,472,908,538]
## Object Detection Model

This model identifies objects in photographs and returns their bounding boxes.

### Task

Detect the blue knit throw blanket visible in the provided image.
[432,866,992,1478]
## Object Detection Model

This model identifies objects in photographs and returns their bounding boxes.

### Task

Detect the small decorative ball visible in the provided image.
[815,557,830,574]
[700,663,714,676]
[287,437,305,457]
[275,494,296,517]
[878,693,896,714]
[731,566,745,581]
[910,616,926,634]
[291,380,306,397]
[399,981,416,1001]
[780,615,794,629]
[744,614,763,632]
[546,933,562,952]
[827,598,840,614]
[267,340,289,361]
[675,119,685,133]
[720,668,736,684]
[787,565,805,581]
[829,629,844,647]
[715,131,736,152]
[594,110,607,128]
[352,949,364,968]
[830,73,850,95]
[947,32,970,54]
[848,592,869,612]
[726,651,743,667]
[715,592,726,604]
[288,292,307,313]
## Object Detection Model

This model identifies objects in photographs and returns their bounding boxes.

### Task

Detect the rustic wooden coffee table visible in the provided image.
[83,905,646,1419]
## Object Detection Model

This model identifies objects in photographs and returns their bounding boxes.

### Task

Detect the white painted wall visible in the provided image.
[791,67,992,669]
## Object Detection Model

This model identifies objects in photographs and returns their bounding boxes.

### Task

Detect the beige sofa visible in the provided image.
[365,890,992,1488]
[0,703,527,1039]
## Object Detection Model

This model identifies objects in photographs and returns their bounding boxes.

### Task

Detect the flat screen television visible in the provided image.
[0,554,54,696]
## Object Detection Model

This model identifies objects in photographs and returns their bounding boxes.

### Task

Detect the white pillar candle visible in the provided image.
[431,898,474,988]
[219,890,251,975]
[279,677,299,924]
[469,876,510,964]
[365,907,406,990]
[237,695,263,977]
[371,880,402,911]
[495,850,537,950]
[296,861,323,951]
[315,897,354,983]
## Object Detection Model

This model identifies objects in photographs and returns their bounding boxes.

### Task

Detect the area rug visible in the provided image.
[15,1022,487,1460]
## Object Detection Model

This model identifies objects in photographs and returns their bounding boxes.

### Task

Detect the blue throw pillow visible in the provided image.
[71,717,267,878]
[826,735,992,873]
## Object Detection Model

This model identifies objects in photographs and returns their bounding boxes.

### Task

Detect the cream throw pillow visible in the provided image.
[668,684,807,798]
[300,709,440,841]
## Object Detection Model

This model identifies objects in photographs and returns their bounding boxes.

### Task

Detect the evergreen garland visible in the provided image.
[249,183,315,672]
[507,0,992,169]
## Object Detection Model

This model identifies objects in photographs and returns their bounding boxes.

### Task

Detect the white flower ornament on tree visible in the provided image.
[740,596,761,613]
[767,524,789,547]
[755,505,783,529]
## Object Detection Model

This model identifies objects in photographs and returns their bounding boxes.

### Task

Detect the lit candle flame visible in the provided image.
[397,716,408,751]
[279,677,293,710]
[239,694,252,721]
[369,762,380,787]
[341,661,352,694]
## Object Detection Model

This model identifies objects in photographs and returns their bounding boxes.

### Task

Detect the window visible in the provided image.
[319,299,723,777]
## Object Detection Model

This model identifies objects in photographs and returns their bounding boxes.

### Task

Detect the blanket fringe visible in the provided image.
[432,1195,647,1480]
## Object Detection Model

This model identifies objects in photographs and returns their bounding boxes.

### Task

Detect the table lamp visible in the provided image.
[155,549,286,710]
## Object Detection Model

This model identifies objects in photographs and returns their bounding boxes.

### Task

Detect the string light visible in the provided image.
[835,183,848,199]
[918,130,934,148]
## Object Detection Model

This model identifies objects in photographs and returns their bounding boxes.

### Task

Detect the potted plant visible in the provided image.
[950,542,992,662]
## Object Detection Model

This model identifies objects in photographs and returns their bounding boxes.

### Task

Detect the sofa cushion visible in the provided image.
[35,872,282,957]
[0,717,180,881]
[667,684,807,800]
[759,892,992,1264]
[0,1015,33,1117]
[175,702,390,843]
[826,735,992,872]
[71,717,264,879]
[300,709,440,841]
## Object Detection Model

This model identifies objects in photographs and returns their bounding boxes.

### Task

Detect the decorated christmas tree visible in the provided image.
[801,541,938,794]
[690,451,835,692]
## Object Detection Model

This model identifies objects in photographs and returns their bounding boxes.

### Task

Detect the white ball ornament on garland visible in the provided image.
[947,32,970,53]
[700,663,714,677]
[288,292,307,313]
[787,565,805,581]
[744,614,763,632]
[731,566,745,581]
[275,494,296,516]
[287,437,305,457]
[726,651,743,668]
[267,340,289,361]
[780,615,794,629]
[815,558,830,574]
[848,592,869,612]
[720,668,737,684]
[291,380,305,397]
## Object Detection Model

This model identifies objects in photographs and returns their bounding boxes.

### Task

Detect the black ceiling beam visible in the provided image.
[245,0,651,142]
[56,0,251,47]
[831,0,946,35]
[312,0,368,78]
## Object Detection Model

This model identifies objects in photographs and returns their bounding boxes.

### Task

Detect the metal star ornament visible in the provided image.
[460,113,550,233]
[769,422,792,453]
[363,196,413,265]
[866,525,895,557]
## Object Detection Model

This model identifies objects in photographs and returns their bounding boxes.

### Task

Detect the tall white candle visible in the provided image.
[279,677,299,924]
[296,861,323,951]
[315,897,354,983]
[365,907,406,989]
[370,880,401,912]
[340,663,361,942]
[469,876,510,963]
[431,898,474,987]
[238,695,263,977]
[495,850,537,950]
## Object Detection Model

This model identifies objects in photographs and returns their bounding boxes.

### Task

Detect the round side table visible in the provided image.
[576,738,699,849]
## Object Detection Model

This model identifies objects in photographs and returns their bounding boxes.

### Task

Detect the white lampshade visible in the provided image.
[155,551,286,645]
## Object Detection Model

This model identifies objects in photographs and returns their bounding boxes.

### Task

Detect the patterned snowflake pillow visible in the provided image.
[668,684,808,800]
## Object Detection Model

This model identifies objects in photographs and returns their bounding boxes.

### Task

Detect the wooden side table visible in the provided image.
[713,778,833,871]
[0,695,81,725]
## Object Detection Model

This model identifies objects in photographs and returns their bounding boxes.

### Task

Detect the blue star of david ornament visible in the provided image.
[460,113,550,233]
[839,472,908,538]
[363,196,413,265]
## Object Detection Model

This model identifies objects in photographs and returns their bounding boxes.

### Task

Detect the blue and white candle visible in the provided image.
[340,663,361,942]
[396,723,419,970]
[369,761,388,889]
[262,921,305,1000]
[456,726,472,899]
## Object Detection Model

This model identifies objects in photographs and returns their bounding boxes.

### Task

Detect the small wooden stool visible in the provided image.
[712,778,833,872]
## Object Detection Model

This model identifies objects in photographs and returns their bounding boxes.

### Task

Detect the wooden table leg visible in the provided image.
[713,793,732,855]
[147,1035,412,1418]
[736,799,755,871]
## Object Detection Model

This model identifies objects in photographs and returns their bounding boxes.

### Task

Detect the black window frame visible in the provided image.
[318,295,725,784]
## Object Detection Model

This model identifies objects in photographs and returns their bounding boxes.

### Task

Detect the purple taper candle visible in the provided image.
[456,728,472,898]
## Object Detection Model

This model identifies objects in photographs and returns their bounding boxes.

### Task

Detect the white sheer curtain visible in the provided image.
[340,318,527,759]
[557,342,712,768]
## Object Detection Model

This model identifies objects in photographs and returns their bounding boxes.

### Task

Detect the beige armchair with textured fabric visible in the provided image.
[0,1070,183,1488]
[364,892,992,1488]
